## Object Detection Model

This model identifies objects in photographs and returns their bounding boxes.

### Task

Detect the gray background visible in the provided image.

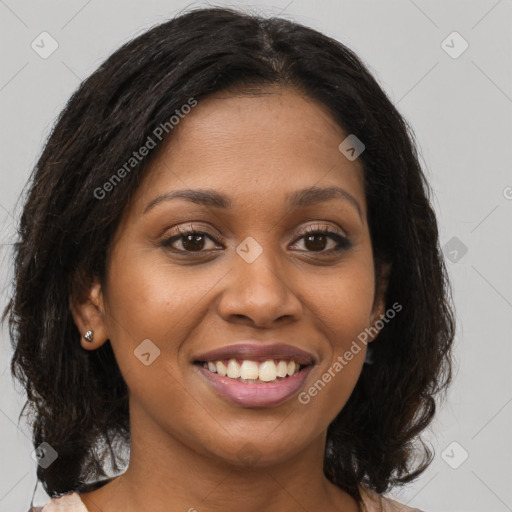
[1,1,511,511]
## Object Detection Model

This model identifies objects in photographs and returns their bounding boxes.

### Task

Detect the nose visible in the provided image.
[217,247,303,328]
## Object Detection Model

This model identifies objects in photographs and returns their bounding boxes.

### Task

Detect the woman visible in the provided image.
[4,7,455,512]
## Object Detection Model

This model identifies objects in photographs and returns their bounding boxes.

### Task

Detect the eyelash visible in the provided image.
[160,223,352,255]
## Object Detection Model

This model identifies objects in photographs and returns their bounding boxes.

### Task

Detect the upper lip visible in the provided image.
[194,343,316,365]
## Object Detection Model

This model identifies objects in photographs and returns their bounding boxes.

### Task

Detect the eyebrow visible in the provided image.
[143,185,362,219]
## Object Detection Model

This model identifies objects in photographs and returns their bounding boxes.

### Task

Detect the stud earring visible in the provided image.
[364,344,374,365]
[84,330,94,343]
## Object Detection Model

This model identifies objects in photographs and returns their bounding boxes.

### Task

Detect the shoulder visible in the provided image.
[30,492,87,512]
[358,484,426,512]
[28,476,116,512]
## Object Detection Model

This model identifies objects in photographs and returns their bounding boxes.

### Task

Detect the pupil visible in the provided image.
[183,234,204,251]
[180,233,328,252]
[306,234,326,251]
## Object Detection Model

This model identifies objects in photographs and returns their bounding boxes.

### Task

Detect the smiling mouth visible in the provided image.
[195,358,310,384]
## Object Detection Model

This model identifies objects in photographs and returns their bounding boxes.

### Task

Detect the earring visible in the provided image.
[364,344,374,365]
[84,330,94,343]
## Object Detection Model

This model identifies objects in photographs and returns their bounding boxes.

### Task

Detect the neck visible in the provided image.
[83,399,360,512]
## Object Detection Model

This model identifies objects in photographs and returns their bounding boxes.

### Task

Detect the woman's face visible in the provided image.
[81,87,385,467]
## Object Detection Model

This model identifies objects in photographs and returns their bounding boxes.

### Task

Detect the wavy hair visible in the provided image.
[3,7,455,504]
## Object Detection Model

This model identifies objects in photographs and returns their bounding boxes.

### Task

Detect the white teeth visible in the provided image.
[276,360,288,378]
[216,361,227,377]
[227,358,240,379]
[203,359,302,382]
[240,360,259,380]
[259,360,277,382]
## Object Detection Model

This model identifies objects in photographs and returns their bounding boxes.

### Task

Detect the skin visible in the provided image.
[71,87,389,512]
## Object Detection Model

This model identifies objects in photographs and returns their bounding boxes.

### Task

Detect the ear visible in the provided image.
[69,279,109,351]
[368,261,392,342]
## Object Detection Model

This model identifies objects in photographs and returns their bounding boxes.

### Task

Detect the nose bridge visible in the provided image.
[218,236,302,325]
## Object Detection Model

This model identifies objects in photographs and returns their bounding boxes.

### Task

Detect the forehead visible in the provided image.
[132,87,366,216]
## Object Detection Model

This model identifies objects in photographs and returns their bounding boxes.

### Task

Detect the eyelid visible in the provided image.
[165,223,224,248]
[160,221,351,254]
[289,223,351,252]
[293,222,348,239]
[163,221,347,242]
[174,223,219,239]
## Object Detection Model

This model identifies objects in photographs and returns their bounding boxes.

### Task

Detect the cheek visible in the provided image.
[308,260,376,349]
[294,262,374,418]
[100,252,208,434]
[100,233,375,440]
[100,247,205,382]
[103,244,217,343]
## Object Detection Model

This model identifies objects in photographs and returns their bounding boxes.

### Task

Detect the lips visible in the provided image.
[193,343,316,407]
[194,343,315,366]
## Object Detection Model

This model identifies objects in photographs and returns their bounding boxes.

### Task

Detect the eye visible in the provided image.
[160,224,222,253]
[160,223,352,255]
[290,225,352,254]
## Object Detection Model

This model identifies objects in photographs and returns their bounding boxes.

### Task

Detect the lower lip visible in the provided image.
[197,365,312,408]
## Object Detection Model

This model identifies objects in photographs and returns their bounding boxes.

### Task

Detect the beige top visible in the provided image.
[34,485,424,511]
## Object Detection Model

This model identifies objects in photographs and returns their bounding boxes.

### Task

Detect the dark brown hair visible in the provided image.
[3,6,455,504]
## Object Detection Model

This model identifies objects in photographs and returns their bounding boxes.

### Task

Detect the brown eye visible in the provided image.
[291,226,352,254]
[303,233,329,251]
[160,225,221,253]
[179,233,207,251]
